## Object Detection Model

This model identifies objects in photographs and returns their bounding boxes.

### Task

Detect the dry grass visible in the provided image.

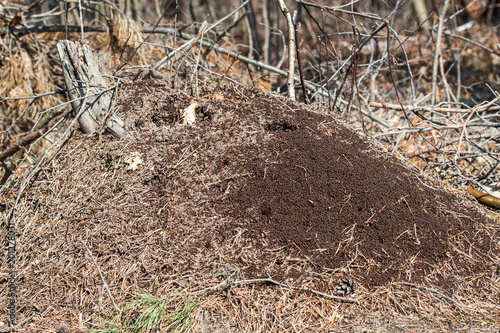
[0,41,57,129]
[106,10,147,67]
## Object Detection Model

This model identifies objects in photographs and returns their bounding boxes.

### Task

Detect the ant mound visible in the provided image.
[2,78,498,330]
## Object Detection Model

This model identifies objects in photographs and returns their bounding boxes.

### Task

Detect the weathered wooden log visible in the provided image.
[57,40,127,138]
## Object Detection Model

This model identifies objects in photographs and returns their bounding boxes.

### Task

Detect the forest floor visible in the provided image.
[1,77,498,332]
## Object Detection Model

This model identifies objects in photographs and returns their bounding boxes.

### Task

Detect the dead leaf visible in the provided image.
[183,102,198,125]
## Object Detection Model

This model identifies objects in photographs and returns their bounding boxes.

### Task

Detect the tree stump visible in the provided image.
[57,40,127,138]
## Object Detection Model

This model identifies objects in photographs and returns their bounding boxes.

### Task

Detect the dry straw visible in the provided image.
[107,10,147,67]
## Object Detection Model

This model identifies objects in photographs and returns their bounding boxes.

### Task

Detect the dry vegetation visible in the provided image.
[0,0,499,332]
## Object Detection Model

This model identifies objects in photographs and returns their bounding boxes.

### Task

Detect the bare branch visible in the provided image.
[195,278,357,303]
[278,0,296,100]
[431,0,450,105]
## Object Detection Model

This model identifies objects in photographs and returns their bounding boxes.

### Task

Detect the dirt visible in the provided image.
[116,77,493,289]
[1,77,498,331]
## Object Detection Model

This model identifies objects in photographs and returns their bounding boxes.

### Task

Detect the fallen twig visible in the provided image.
[80,240,121,313]
[0,109,67,162]
[195,278,356,303]
[369,96,500,113]
[0,129,47,162]
[0,89,65,102]
[369,100,500,113]
[467,187,500,209]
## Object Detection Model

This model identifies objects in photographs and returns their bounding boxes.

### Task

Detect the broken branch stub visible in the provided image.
[57,40,126,138]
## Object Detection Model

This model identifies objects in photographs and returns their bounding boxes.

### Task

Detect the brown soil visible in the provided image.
[217,115,490,287]
[1,77,498,331]
[203,83,493,289]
